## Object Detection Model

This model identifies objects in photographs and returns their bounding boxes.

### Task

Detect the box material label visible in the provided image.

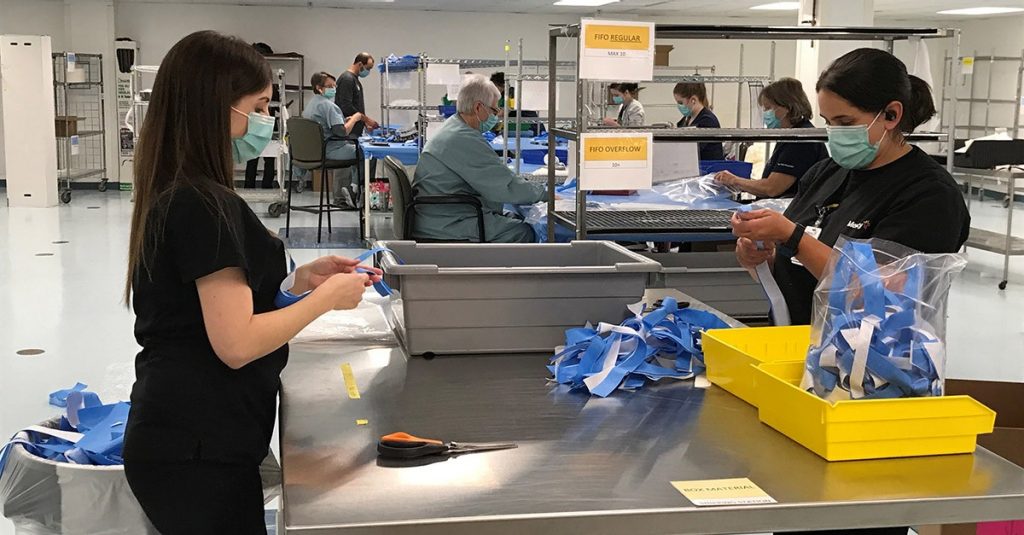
[671,478,777,507]
[579,20,655,81]
[579,133,652,190]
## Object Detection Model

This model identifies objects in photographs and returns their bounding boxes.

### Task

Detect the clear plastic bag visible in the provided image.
[801,237,967,401]
[292,294,397,344]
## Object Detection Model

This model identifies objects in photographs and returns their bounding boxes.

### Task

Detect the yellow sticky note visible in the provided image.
[356,419,369,426]
[341,363,361,400]
[671,478,776,507]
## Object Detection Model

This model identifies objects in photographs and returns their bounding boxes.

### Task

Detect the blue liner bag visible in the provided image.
[801,237,967,401]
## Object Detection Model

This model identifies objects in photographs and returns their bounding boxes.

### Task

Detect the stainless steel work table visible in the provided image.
[280,293,1024,535]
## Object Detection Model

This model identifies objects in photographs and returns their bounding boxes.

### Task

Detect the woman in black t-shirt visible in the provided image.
[731,47,970,535]
[714,77,828,198]
[122,31,379,534]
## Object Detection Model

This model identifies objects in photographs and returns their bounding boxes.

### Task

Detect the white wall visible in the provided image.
[0,0,67,180]
[113,3,795,129]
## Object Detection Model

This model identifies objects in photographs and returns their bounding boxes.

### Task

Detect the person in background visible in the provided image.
[603,83,645,127]
[715,77,828,198]
[122,31,380,534]
[491,71,544,136]
[244,44,279,189]
[412,74,546,243]
[300,72,365,207]
[336,52,380,139]
[674,82,724,160]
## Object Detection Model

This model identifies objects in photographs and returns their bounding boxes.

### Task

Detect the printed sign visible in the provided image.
[579,132,652,190]
[961,56,975,75]
[579,20,655,81]
[671,478,777,507]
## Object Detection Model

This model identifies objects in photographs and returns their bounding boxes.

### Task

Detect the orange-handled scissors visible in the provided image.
[377,432,518,459]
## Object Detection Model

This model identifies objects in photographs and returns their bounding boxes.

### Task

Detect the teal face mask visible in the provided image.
[763,109,782,129]
[231,107,275,163]
[322,87,337,100]
[479,111,499,133]
[359,68,372,78]
[677,103,692,118]
[826,111,886,170]
[612,95,625,105]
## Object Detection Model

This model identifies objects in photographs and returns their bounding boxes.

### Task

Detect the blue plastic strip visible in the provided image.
[549,297,730,397]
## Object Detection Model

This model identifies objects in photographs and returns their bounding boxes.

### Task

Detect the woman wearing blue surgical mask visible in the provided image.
[715,77,828,198]
[122,31,380,534]
[299,72,366,206]
[673,82,724,160]
[602,83,646,127]
[731,48,969,336]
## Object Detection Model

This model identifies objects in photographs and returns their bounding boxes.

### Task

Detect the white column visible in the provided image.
[63,0,118,188]
[794,0,875,121]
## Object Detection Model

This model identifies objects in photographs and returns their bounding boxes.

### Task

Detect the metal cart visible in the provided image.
[545,24,961,242]
[52,52,108,203]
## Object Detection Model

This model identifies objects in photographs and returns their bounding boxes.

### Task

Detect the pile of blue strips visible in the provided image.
[0,383,130,476]
[805,240,944,400]
[548,297,730,397]
[377,54,420,73]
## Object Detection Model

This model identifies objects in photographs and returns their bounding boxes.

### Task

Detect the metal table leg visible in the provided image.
[1001,169,1014,289]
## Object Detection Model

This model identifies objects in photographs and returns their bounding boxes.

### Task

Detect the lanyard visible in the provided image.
[737,205,791,326]
[548,297,730,397]
[804,240,943,401]
[813,203,840,228]
[275,247,397,309]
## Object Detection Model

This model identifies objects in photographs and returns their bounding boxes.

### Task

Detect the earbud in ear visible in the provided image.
[885,110,896,121]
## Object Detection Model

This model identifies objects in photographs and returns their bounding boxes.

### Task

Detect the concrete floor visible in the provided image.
[1,189,1022,533]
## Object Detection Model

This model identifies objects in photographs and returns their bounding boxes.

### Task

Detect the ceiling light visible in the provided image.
[554,0,621,6]
[749,2,800,10]
[937,7,1024,15]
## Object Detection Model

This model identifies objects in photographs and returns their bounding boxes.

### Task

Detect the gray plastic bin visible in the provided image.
[643,252,770,320]
[376,241,661,355]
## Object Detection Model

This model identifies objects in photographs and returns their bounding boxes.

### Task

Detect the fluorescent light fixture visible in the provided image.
[937,6,1024,15]
[749,2,800,10]
[554,0,621,6]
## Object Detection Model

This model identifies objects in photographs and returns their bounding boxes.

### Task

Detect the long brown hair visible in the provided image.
[125,30,272,303]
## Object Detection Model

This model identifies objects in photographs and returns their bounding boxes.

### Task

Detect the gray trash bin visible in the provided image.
[376,240,661,355]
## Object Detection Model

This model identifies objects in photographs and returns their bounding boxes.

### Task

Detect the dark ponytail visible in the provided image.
[816,48,936,134]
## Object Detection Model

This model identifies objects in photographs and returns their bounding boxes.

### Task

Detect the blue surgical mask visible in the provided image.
[612,95,624,105]
[763,109,782,129]
[322,87,337,100]
[231,107,276,163]
[359,68,372,79]
[826,111,886,170]
[678,103,692,118]
[479,110,499,133]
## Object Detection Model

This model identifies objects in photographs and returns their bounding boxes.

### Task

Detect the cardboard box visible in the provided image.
[918,380,1024,535]
[55,116,82,138]
[655,44,674,67]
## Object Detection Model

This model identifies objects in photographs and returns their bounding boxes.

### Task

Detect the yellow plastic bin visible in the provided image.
[702,325,812,407]
[753,361,996,461]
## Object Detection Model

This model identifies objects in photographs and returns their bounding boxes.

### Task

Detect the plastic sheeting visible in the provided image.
[519,174,741,242]
[292,293,397,344]
[0,417,283,534]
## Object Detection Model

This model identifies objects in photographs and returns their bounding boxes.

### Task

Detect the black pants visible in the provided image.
[245,157,276,189]
[125,459,266,534]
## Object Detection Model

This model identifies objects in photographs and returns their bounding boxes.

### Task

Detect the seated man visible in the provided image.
[412,74,546,243]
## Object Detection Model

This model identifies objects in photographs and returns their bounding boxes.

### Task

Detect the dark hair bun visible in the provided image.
[904,75,937,131]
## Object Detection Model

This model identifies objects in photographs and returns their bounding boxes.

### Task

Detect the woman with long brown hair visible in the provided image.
[123,30,377,533]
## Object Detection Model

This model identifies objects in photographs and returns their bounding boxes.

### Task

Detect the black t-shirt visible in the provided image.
[762,119,829,198]
[336,70,365,139]
[774,146,970,325]
[125,184,288,465]
[678,107,724,161]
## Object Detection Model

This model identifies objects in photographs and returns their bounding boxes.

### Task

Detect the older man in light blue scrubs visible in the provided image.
[412,74,546,242]
[300,72,365,206]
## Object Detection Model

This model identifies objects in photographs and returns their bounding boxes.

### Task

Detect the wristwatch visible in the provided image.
[777,223,806,259]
